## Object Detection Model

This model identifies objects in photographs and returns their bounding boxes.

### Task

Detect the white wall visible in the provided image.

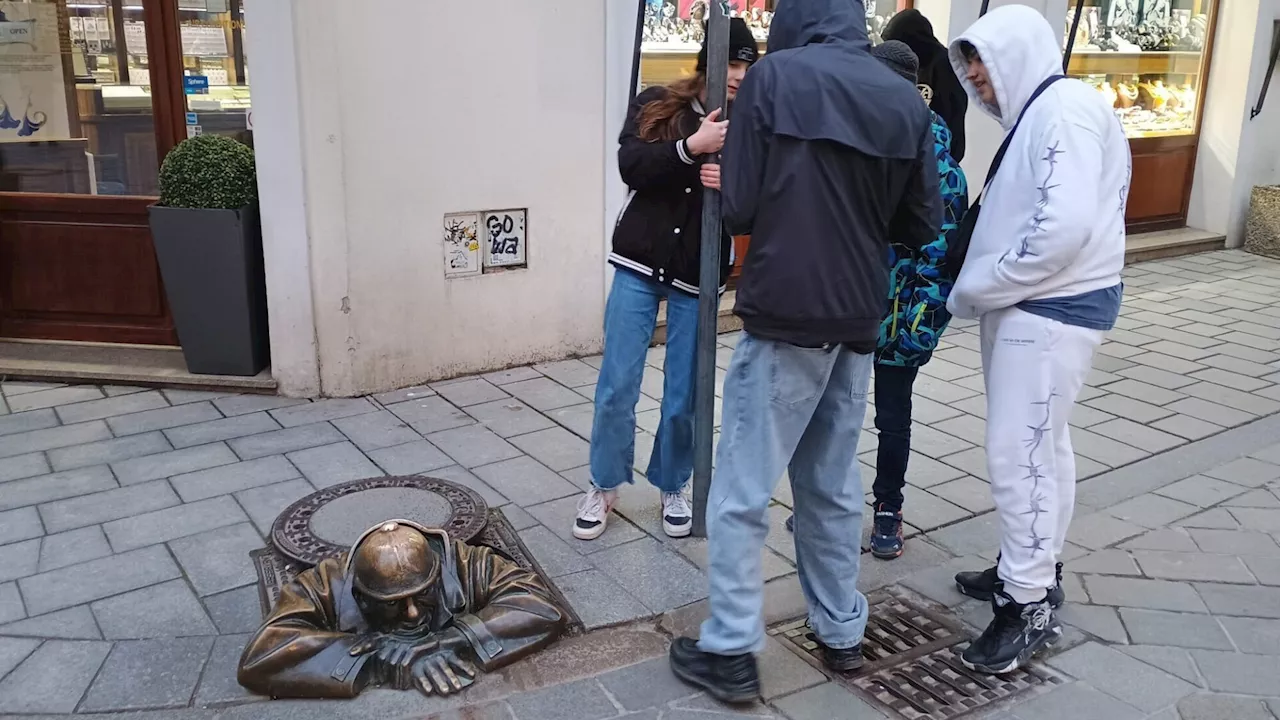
[243,1,320,397]
[274,0,608,396]
[1188,0,1280,245]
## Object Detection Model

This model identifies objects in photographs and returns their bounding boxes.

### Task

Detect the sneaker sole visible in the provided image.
[960,627,1062,675]
[871,547,903,560]
[573,520,608,541]
[668,657,760,704]
[663,520,692,538]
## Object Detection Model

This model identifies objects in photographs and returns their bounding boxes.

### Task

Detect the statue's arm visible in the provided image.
[450,542,568,671]
[237,560,374,699]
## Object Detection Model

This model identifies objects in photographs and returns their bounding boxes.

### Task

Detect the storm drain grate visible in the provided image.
[769,593,966,675]
[769,592,1065,719]
[850,645,1066,720]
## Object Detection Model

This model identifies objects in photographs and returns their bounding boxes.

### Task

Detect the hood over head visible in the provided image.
[949,5,1062,129]
[882,9,945,63]
[767,0,870,54]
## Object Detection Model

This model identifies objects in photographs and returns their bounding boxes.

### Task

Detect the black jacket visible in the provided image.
[884,9,969,162]
[724,0,942,351]
[610,87,732,296]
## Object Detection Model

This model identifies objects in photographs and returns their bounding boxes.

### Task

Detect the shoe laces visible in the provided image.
[577,487,610,522]
[663,491,691,517]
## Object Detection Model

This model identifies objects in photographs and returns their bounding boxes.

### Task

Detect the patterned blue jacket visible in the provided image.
[876,113,970,367]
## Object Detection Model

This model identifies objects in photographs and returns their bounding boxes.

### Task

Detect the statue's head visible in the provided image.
[349,521,441,634]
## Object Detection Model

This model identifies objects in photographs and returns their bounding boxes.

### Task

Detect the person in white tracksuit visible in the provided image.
[944,6,1130,674]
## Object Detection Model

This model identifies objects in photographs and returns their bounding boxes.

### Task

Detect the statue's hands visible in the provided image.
[412,647,478,696]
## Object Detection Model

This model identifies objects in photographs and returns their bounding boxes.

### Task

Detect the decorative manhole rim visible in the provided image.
[270,475,490,565]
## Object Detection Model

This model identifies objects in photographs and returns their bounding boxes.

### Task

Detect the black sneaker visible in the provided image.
[955,562,1066,608]
[812,636,864,673]
[668,637,760,704]
[961,589,1062,674]
[869,504,904,560]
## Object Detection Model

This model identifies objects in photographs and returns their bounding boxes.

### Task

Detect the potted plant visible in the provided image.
[148,134,269,376]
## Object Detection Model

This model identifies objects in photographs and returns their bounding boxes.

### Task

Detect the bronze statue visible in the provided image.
[237,520,567,699]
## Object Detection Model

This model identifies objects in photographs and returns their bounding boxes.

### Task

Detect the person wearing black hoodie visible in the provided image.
[668,0,941,703]
[884,8,969,162]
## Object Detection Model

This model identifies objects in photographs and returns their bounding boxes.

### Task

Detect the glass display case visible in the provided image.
[1064,0,1214,139]
[1063,0,1220,229]
[638,0,912,88]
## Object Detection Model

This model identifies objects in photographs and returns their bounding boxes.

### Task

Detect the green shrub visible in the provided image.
[158,134,258,210]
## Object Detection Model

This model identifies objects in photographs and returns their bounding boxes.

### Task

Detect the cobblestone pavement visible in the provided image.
[3,248,1280,718]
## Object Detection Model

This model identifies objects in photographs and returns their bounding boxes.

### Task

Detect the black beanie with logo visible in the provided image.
[696,17,760,73]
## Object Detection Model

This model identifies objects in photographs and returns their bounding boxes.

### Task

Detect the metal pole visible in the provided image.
[692,2,729,538]
[629,0,646,102]
[1063,0,1086,73]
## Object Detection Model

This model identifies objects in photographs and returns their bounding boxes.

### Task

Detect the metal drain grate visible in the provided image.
[851,645,1066,720]
[769,593,966,674]
[768,593,1064,719]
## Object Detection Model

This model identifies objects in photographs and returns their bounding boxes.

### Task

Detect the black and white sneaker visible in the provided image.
[572,487,618,541]
[961,589,1062,675]
[662,491,693,538]
[955,562,1066,608]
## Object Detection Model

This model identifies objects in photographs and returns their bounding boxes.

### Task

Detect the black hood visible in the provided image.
[883,9,946,63]
[767,0,870,54]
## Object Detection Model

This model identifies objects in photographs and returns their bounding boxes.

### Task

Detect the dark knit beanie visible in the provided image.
[871,40,920,85]
[696,17,759,72]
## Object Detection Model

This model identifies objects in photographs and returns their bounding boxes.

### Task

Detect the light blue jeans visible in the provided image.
[699,333,872,655]
[589,269,706,493]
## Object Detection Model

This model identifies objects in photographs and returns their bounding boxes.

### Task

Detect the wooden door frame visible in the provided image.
[0,0,188,345]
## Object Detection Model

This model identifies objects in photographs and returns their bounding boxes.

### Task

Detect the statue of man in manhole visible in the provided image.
[237,519,567,699]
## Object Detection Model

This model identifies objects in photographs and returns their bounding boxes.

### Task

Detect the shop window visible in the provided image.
[178,0,250,143]
[1064,0,1217,139]
[0,0,249,197]
[638,0,913,89]
[0,0,161,194]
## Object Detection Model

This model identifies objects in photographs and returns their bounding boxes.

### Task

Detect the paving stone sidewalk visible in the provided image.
[3,248,1280,718]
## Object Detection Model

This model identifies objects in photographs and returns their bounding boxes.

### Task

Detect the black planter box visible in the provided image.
[148,204,270,376]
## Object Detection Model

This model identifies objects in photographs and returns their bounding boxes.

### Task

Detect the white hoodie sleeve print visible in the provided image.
[947,118,1103,318]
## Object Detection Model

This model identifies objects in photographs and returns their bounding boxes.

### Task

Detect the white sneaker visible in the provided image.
[573,487,617,540]
[662,491,693,538]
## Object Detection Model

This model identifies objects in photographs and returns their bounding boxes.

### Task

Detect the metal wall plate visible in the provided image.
[768,592,1065,720]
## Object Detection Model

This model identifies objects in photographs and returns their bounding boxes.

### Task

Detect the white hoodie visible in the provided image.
[945,5,1130,320]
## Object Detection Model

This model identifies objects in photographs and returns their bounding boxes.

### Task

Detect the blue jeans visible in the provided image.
[699,334,872,655]
[589,269,705,493]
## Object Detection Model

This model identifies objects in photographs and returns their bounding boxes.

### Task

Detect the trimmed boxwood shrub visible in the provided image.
[158,134,258,210]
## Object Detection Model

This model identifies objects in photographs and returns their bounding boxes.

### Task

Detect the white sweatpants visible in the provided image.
[981,307,1103,603]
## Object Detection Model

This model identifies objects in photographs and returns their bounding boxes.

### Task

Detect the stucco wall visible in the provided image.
[261,0,608,396]
[1187,0,1280,245]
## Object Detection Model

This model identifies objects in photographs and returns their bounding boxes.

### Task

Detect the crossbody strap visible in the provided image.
[975,75,1066,203]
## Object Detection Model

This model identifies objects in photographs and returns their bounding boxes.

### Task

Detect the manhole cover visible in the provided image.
[271,476,489,565]
[769,593,1064,719]
[769,593,965,675]
[851,646,1065,720]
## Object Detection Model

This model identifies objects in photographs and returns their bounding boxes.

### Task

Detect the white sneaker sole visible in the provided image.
[573,517,608,541]
[663,518,692,538]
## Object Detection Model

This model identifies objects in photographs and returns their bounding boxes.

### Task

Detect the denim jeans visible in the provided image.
[589,269,706,494]
[872,364,919,514]
[699,333,872,656]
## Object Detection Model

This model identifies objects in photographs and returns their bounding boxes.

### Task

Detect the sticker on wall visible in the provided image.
[443,212,482,278]
[482,209,527,269]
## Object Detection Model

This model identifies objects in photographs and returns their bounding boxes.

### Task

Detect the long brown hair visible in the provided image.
[636,73,706,142]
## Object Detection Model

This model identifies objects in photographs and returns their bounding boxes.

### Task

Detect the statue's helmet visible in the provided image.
[350,521,441,601]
